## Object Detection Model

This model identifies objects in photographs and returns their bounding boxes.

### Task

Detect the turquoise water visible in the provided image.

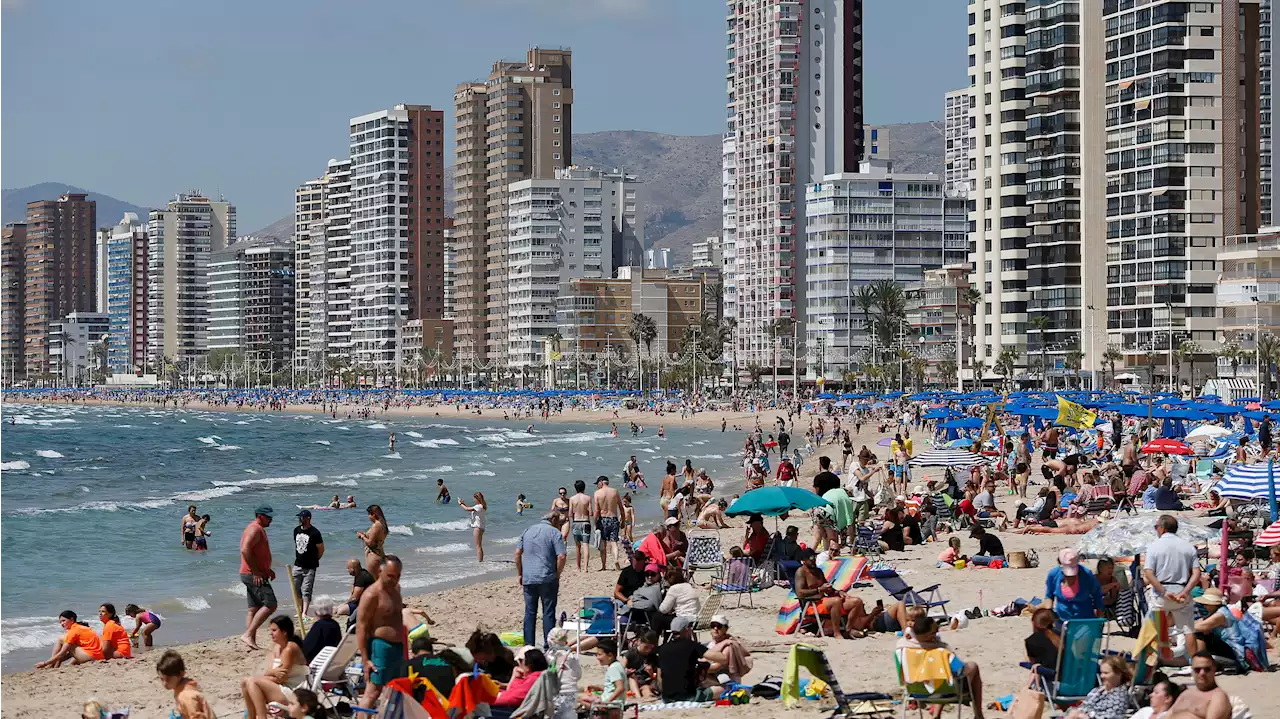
[0,403,744,671]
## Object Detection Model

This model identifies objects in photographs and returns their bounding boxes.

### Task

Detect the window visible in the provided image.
[552,114,560,121]
[553,153,561,160]
[553,127,561,134]
[552,102,561,109]
[552,89,560,95]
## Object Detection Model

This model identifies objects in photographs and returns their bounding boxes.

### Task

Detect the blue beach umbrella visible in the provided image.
[726,487,830,517]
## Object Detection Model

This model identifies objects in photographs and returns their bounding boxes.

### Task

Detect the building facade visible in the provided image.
[943,88,974,197]
[346,105,446,371]
[726,0,865,368]
[506,167,643,367]
[721,133,738,337]
[48,312,109,384]
[104,213,149,373]
[1103,0,1260,387]
[293,176,326,368]
[443,220,457,322]
[803,162,968,377]
[1217,228,1280,383]
[207,241,295,370]
[691,236,723,269]
[146,193,236,366]
[452,48,574,368]
[22,193,97,378]
[1263,0,1275,227]
[2,223,27,380]
[907,266,974,387]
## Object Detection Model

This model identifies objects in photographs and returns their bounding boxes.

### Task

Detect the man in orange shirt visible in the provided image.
[239,505,277,650]
[36,610,104,668]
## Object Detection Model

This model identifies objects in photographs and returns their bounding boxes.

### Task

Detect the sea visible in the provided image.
[0,402,747,672]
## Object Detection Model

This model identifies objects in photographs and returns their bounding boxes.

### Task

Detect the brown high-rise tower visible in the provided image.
[22,193,97,377]
[452,47,573,367]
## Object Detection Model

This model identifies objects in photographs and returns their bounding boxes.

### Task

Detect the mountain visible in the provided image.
[244,122,946,262]
[2,183,150,228]
[245,215,293,243]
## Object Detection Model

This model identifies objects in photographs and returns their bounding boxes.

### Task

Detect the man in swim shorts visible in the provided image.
[357,555,406,708]
[239,506,277,650]
[568,479,594,570]
[593,476,622,571]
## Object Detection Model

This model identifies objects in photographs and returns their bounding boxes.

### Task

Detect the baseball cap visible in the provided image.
[296,509,312,519]
[710,614,729,628]
[1057,548,1080,576]
[255,505,274,518]
[665,517,680,526]
[669,616,693,633]
[644,563,661,574]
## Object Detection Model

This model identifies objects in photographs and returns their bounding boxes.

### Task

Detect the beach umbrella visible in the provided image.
[876,437,895,447]
[1216,463,1280,502]
[910,449,987,468]
[1256,522,1280,547]
[1141,438,1194,455]
[726,487,830,517]
[1185,425,1232,441]
[1077,515,1219,558]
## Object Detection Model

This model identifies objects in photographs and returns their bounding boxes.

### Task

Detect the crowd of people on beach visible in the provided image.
[16,386,1280,719]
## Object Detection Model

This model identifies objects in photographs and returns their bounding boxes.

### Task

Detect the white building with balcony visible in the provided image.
[804,161,968,378]
[506,167,643,367]
[1217,228,1280,381]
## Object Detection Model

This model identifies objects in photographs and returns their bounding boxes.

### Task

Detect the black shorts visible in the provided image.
[1043,447,1057,461]
[240,573,278,609]
[873,613,901,633]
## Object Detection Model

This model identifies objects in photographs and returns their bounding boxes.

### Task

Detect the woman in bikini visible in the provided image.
[180,505,200,549]
[357,504,388,565]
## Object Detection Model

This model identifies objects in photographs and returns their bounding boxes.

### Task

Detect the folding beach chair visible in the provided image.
[689,591,722,641]
[299,631,362,712]
[893,647,973,719]
[712,556,757,608]
[869,568,948,615]
[575,597,620,660]
[855,524,883,557]
[784,643,894,718]
[1018,618,1106,708]
[685,531,724,573]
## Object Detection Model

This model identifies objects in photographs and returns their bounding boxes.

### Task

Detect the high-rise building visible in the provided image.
[803,162,968,377]
[906,266,975,387]
[319,158,353,361]
[506,166,643,366]
[347,105,446,370]
[1218,229,1280,383]
[721,133,738,336]
[207,240,295,369]
[1103,0,1261,388]
[146,192,236,366]
[452,48,574,368]
[726,0,865,369]
[2,223,28,380]
[943,88,973,197]
[293,176,327,368]
[23,193,97,377]
[443,219,457,322]
[1263,0,1275,227]
[104,213,149,373]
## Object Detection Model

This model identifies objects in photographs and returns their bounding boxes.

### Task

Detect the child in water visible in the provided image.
[515,494,533,515]
[193,514,211,550]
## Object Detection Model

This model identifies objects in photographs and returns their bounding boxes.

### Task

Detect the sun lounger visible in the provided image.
[301,631,362,712]
[868,568,947,614]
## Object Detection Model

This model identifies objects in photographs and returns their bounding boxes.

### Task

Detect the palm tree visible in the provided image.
[1030,315,1052,391]
[1217,342,1243,380]
[1173,341,1198,396]
[854,284,877,343]
[1143,349,1158,388]
[995,346,1020,391]
[1064,349,1084,390]
[746,362,766,389]
[968,357,987,388]
[869,279,907,348]
[628,313,657,391]
[1257,335,1280,400]
[1102,348,1123,388]
[938,359,958,387]
[910,357,928,389]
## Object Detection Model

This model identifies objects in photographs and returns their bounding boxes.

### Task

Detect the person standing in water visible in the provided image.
[388,432,396,452]
[459,492,488,562]
[436,479,451,504]
[180,505,200,549]
[357,504,388,566]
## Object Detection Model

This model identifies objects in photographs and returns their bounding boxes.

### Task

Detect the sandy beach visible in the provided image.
[3,398,1276,719]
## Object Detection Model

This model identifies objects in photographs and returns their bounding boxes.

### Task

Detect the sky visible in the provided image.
[1,0,967,232]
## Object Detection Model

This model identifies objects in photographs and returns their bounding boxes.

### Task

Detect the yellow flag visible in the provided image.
[1055,396,1097,430]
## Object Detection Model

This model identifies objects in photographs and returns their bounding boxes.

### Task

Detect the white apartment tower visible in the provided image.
[293,177,326,368]
[505,167,644,367]
[721,132,738,328]
[943,88,974,197]
[145,193,236,366]
[726,0,865,368]
[1103,0,1260,388]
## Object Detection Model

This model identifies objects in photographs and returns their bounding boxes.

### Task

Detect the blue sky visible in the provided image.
[1,0,965,231]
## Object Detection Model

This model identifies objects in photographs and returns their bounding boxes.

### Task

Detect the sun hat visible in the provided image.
[1057,548,1080,576]
[664,517,680,526]
[1194,588,1226,606]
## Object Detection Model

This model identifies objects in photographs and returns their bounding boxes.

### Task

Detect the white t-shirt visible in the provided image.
[470,505,486,530]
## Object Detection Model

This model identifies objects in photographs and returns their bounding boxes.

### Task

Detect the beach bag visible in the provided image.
[1009,688,1046,719]
[1223,610,1270,672]
[751,675,784,699]
[590,528,603,551]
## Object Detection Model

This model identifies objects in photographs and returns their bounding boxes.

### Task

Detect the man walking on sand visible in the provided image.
[239,506,277,649]
[568,479,594,570]
[357,554,406,708]
[516,511,567,646]
[593,476,623,571]
[1143,514,1202,665]
[292,509,324,619]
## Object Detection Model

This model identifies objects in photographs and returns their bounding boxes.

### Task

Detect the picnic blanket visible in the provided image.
[776,555,868,635]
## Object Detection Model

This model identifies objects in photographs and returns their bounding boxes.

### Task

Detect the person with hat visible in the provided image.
[239,506,277,650]
[660,516,688,564]
[655,616,727,703]
[1042,548,1105,621]
[707,615,753,684]
[742,512,770,561]
[967,525,1005,566]
[292,509,324,619]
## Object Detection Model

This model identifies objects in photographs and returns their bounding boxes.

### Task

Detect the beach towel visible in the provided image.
[1133,610,1174,683]
[637,701,716,711]
[380,675,449,719]
[898,648,955,692]
[775,555,869,634]
[781,644,832,708]
[636,533,666,567]
[711,638,754,680]
[447,671,501,719]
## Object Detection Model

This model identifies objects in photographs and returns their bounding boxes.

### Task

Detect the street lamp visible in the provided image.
[1163,301,1174,393]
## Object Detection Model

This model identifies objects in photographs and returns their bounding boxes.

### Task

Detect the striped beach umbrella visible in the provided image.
[1256,522,1280,547]
[910,449,988,468]
[1216,463,1279,500]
